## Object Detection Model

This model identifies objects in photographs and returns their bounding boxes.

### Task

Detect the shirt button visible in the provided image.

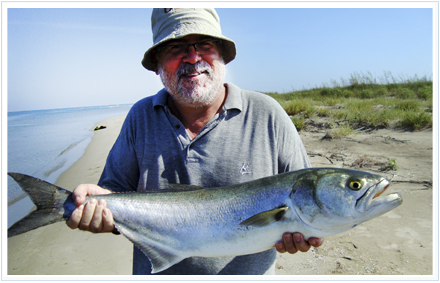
[175,124,180,129]
[189,143,194,148]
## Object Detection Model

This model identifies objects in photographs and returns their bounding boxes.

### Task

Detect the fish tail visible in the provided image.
[8,173,75,238]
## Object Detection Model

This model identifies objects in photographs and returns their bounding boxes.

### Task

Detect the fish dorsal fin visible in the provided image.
[239,206,289,227]
[114,222,185,274]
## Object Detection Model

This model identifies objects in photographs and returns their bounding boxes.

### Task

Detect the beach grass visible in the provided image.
[266,72,433,134]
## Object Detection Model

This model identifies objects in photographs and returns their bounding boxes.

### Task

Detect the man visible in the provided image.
[67,8,323,275]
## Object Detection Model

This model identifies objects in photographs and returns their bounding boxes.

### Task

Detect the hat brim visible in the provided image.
[141,34,236,71]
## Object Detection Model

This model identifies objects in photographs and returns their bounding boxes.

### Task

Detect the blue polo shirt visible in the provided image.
[98,82,311,275]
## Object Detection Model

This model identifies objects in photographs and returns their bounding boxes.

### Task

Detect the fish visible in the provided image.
[8,167,402,274]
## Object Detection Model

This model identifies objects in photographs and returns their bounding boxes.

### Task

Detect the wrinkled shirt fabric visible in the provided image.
[98,82,311,275]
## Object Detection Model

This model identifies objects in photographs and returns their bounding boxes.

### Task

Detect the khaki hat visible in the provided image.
[141,8,236,71]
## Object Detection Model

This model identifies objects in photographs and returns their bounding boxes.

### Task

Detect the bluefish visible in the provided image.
[8,167,402,273]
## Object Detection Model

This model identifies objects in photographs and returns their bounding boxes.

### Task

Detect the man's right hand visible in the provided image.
[66,184,115,233]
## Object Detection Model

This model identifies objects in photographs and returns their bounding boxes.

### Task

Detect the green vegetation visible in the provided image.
[383,158,399,171]
[290,117,306,131]
[267,72,432,135]
[351,155,399,171]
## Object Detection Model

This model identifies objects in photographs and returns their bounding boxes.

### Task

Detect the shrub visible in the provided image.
[382,158,399,171]
[323,98,339,106]
[291,117,306,131]
[332,110,347,120]
[333,123,354,138]
[283,99,314,116]
[341,89,355,98]
[359,89,376,99]
[377,87,389,96]
[347,99,374,113]
[265,74,432,134]
[417,85,432,100]
[320,88,342,98]
[396,88,417,99]
[400,111,432,130]
[316,108,330,117]
[395,100,420,111]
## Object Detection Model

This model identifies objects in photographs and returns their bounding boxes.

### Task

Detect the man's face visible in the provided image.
[155,35,226,108]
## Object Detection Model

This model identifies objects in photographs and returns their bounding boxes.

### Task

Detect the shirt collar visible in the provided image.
[223,82,242,112]
[152,88,169,108]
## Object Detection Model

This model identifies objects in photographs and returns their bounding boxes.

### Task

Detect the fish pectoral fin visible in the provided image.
[239,206,289,227]
[114,222,185,274]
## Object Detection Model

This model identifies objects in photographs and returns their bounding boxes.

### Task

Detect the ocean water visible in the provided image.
[7,104,132,227]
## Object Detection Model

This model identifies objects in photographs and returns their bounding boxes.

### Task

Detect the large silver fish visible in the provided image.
[8,168,402,273]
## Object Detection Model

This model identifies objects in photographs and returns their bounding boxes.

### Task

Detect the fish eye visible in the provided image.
[348,179,363,191]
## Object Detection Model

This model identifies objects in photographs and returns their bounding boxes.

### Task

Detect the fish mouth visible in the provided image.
[355,178,403,213]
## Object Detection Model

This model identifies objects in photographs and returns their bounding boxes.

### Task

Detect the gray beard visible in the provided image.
[158,59,226,108]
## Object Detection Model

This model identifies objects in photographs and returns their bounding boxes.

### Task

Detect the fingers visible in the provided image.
[276,232,324,254]
[72,184,113,206]
[66,198,95,231]
[275,239,287,253]
[66,204,84,229]
[67,199,114,233]
[80,198,98,231]
[90,200,105,232]
[89,200,115,233]
[308,237,324,248]
[72,184,89,206]
[102,207,115,232]
[66,184,114,233]
[280,232,310,254]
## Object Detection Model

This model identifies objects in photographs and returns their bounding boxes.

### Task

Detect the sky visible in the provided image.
[4,3,435,112]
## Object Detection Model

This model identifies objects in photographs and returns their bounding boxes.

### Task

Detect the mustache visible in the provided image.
[177,61,212,77]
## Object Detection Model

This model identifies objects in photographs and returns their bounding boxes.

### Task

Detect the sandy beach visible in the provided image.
[7,114,434,277]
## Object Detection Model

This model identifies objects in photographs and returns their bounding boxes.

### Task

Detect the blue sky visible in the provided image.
[6,5,434,112]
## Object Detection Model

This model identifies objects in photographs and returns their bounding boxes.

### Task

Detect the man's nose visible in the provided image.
[182,45,201,64]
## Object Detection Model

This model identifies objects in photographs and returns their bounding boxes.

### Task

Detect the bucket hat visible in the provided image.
[141,8,236,71]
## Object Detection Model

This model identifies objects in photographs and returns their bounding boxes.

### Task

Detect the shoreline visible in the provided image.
[8,194,28,207]
[7,104,133,209]
[54,114,126,189]
[8,115,125,205]
[7,115,127,227]
[8,114,134,275]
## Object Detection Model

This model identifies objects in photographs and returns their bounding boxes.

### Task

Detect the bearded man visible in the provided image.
[67,8,323,275]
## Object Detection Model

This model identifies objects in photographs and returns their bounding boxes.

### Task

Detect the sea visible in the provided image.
[7,104,133,228]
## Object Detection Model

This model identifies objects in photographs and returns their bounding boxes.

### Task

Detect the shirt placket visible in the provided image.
[165,106,226,163]
[161,108,189,156]
[187,110,226,161]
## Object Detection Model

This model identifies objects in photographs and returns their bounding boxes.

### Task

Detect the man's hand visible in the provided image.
[66,184,115,233]
[275,232,323,254]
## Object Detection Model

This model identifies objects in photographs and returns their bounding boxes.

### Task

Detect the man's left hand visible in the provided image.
[275,232,323,254]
